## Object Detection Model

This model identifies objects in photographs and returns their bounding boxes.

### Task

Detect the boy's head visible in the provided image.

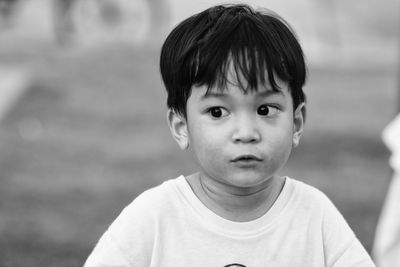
[160,4,306,118]
[161,4,307,189]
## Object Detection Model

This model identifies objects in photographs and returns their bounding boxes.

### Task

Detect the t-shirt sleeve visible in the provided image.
[84,231,132,267]
[321,194,376,267]
[84,191,158,267]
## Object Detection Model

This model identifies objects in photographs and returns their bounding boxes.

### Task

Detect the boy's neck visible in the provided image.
[185,173,285,222]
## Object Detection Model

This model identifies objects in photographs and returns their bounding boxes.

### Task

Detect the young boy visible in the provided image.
[85,4,376,267]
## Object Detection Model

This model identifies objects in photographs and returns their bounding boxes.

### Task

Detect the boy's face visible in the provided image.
[168,77,304,191]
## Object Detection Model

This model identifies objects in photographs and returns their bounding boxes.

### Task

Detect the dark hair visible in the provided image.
[160,4,306,117]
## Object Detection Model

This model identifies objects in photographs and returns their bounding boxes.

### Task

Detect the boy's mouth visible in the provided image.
[231,155,262,162]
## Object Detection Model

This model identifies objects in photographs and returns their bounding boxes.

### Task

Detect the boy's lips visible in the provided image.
[231,155,263,162]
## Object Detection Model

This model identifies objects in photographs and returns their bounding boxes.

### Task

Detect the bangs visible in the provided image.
[186,7,304,95]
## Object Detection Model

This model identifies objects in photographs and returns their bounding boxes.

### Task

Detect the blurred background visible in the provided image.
[0,0,397,266]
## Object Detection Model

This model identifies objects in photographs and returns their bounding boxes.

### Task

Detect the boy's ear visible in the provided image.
[292,102,306,148]
[167,109,189,150]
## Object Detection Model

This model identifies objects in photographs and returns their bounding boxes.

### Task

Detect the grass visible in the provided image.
[0,42,397,266]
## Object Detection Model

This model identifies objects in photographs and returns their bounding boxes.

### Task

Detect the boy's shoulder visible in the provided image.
[286,177,335,210]
[288,177,350,229]
[125,175,183,212]
[288,177,328,197]
[106,176,183,236]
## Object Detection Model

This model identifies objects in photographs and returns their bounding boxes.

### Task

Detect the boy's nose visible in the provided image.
[232,116,261,144]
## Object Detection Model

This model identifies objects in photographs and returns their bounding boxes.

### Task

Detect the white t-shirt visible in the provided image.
[85,176,375,267]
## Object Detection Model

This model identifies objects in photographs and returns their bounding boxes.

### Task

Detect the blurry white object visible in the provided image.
[373,113,400,267]
[0,66,31,122]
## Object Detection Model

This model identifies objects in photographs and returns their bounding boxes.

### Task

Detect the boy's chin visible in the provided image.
[217,172,277,189]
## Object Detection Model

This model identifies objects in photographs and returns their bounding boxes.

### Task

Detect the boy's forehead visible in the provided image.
[203,75,288,95]
[201,83,287,99]
[210,58,287,91]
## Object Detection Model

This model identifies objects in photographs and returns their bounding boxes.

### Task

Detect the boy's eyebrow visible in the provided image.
[201,92,229,99]
[256,89,284,98]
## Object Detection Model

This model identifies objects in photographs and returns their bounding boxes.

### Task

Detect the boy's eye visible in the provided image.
[208,107,228,118]
[257,105,279,116]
